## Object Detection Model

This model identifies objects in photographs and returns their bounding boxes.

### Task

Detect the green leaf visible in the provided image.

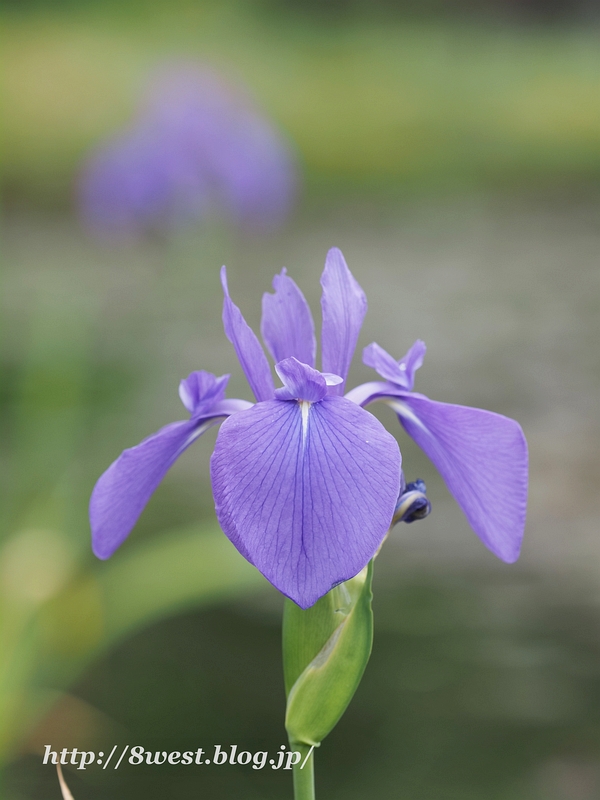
[284,561,374,747]
[96,524,266,645]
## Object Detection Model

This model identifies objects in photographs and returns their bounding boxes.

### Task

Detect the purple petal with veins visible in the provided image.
[274,357,329,402]
[355,337,528,562]
[90,370,251,559]
[91,418,212,560]
[210,395,401,608]
[390,393,528,562]
[320,248,367,394]
[261,269,316,367]
[221,266,275,402]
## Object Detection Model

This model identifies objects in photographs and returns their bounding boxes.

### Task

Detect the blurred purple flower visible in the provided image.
[78,64,298,239]
[90,248,528,608]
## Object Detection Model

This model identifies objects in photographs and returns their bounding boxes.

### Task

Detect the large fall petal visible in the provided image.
[210,395,401,607]
[390,393,528,562]
[91,419,210,559]
[91,370,251,559]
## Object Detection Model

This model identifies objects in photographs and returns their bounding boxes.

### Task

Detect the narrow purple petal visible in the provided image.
[274,357,328,402]
[91,419,211,560]
[400,340,427,386]
[363,340,426,390]
[179,370,229,415]
[320,248,367,394]
[363,343,404,385]
[210,396,401,608]
[391,393,528,563]
[221,266,275,401]
[261,269,316,367]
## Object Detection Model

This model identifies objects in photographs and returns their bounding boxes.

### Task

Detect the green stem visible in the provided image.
[291,742,315,800]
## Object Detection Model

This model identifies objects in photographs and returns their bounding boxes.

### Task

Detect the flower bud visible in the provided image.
[392,479,431,525]
[283,561,374,747]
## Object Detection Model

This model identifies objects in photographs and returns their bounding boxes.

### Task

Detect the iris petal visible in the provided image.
[391,393,528,563]
[261,269,316,367]
[221,266,275,401]
[363,340,426,390]
[274,357,328,402]
[320,248,367,394]
[210,395,401,608]
[91,419,212,559]
[178,370,229,415]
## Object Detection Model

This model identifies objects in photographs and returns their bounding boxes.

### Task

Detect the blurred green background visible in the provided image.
[3,0,600,798]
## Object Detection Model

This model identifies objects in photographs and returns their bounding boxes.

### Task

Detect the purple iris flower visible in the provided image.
[78,64,297,239]
[90,248,528,608]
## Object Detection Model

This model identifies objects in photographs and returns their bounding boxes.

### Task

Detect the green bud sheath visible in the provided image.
[283,560,374,747]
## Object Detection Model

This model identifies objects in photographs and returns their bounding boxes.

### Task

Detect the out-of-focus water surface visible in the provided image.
[2,1,600,798]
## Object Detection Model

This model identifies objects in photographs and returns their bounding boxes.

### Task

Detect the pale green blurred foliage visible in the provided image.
[0,522,263,762]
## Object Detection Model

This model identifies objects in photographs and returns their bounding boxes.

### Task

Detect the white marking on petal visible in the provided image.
[386,399,429,432]
[300,400,311,444]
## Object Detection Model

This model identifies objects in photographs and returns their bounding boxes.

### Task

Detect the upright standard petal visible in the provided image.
[389,393,528,563]
[91,419,211,560]
[320,248,367,394]
[221,266,275,402]
[210,396,401,608]
[261,269,316,367]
